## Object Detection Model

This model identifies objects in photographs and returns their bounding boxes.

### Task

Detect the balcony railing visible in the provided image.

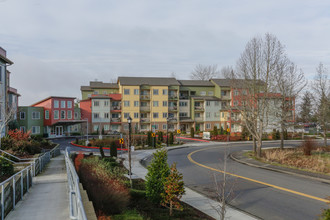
[110,106,121,111]
[111,118,121,122]
[140,106,151,112]
[221,95,231,100]
[168,95,178,100]
[140,118,150,123]
[194,106,204,111]
[169,106,178,111]
[140,95,150,100]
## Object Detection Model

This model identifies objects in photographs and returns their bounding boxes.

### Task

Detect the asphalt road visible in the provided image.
[164,141,330,220]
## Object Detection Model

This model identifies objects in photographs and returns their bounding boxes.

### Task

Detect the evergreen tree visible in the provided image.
[299,91,313,123]
[146,148,170,204]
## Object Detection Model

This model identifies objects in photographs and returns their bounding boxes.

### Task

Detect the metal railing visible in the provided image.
[65,148,87,220]
[0,144,59,220]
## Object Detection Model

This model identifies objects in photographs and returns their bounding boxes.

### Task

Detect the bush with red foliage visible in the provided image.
[8,129,31,141]
[74,153,84,172]
[77,157,130,215]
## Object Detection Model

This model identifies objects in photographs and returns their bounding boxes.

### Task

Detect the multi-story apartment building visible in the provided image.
[80,94,122,133]
[31,96,78,137]
[81,81,119,100]
[18,106,44,135]
[117,77,180,133]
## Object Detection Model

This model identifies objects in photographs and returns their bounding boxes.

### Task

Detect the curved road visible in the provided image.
[166,141,329,220]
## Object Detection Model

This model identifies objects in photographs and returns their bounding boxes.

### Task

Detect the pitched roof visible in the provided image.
[118,77,180,86]
[80,81,118,91]
[178,80,214,87]
[211,78,265,88]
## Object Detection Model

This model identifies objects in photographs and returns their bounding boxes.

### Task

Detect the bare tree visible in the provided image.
[235,33,285,157]
[211,146,237,220]
[190,64,220,80]
[273,58,306,149]
[312,63,330,147]
[220,66,235,79]
[0,107,17,149]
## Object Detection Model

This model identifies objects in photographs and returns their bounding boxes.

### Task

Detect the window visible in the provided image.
[134,113,139,118]
[94,91,99,95]
[61,101,66,108]
[20,112,26,120]
[163,112,167,118]
[93,113,99,119]
[215,101,220,106]
[140,102,147,107]
[153,124,159,130]
[94,125,99,131]
[124,124,129,130]
[153,112,159,118]
[163,124,167,130]
[163,101,167,107]
[32,111,40,119]
[208,91,214,96]
[67,101,72,108]
[54,100,59,108]
[124,101,130,107]
[94,101,99,106]
[134,89,139,95]
[206,101,211,106]
[61,111,65,119]
[195,102,201,106]
[32,126,40,134]
[153,89,159,95]
[179,112,188,117]
[221,112,224,117]
[191,91,196,96]
[163,89,168,95]
[221,91,227,96]
[234,90,239,96]
[104,101,109,106]
[54,110,59,119]
[215,123,220,128]
[195,113,200,118]
[124,89,130,95]
[242,90,247,95]
[20,126,26,133]
[214,112,220,117]
[67,111,72,119]
[206,123,211,129]
[74,112,79,119]
[104,113,109,119]
[124,113,130,118]
[179,101,187,107]
[45,110,49,119]
[134,101,139,107]
[233,101,238,106]
[104,125,110,131]
[153,101,159,107]
[200,91,206,96]
[206,112,211,118]
[141,124,148,130]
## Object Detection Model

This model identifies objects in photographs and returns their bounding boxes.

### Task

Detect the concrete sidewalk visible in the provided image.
[122,144,257,220]
[6,154,70,220]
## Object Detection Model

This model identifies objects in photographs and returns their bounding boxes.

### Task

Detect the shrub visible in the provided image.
[213,126,218,136]
[78,157,130,215]
[157,131,164,142]
[146,148,170,204]
[301,138,316,156]
[110,141,117,157]
[147,132,152,147]
[190,127,194,138]
[1,136,14,150]
[8,129,30,141]
[320,208,330,220]
[169,132,174,145]
[0,157,14,176]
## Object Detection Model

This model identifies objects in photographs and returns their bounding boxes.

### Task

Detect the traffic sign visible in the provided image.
[119,138,124,144]
[151,133,156,137]
[177,129,181,134]
[227,128,230,133]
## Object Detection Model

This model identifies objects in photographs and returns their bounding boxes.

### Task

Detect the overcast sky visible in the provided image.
[1,0,330,105]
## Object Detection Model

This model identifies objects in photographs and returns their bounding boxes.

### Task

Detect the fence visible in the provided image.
[0,144,60,220]
[65,148,87,220]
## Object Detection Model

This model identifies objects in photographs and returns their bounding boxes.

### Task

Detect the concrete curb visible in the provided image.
[230,151,330,184]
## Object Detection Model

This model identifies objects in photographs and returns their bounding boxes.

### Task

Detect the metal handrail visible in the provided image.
[65,148,87,220]
[0,149,33,162]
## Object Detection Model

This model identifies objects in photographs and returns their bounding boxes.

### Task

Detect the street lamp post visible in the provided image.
[127,116,133,188]
[166,117,170,147]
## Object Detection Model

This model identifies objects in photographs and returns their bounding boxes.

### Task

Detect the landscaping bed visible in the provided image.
[74,154,213,220]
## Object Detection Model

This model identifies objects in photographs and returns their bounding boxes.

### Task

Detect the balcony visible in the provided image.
[194,106,205,111]
[140,118,150,123]
[140,106,151,112]
[169,106,178,112]
[221,95,231,100]
[140,95,150,100]
[110,118,121,123]
[168,95,178,100]
[141,85,150,90]
[110,106,121,112]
